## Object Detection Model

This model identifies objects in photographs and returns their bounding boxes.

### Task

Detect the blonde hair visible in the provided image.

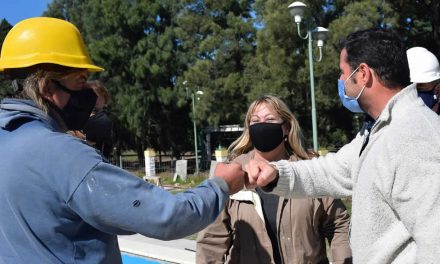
[228,95,309,160]
[88,80,110,105]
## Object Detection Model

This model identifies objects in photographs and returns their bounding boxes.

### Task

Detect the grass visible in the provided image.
[185,233,199,240]
[128,169,208,188]
[160,172,208,188]
[342,197,352,215]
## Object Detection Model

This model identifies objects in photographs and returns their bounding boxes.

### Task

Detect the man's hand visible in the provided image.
[244,159,278,188]
[214,162,245,194]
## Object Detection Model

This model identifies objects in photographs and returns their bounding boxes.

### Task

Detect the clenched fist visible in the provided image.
[214,162,247,194]
[244,159,278,188]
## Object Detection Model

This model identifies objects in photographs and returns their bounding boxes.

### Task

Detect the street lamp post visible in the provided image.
[288,1,329,152]
[184,81,204,175]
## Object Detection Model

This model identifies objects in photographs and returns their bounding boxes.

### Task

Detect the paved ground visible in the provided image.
[118,234,196,264]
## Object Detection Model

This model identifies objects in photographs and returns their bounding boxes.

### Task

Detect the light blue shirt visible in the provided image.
[0,98,229,264]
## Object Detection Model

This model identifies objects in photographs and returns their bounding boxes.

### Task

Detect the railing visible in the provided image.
[108,154,210,174]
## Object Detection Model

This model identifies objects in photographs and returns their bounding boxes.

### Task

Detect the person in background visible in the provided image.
[406,46,440,113]
[229,28,440,263]
[196,95,352,264]
[83,80,114,159]
[0,17,245,264]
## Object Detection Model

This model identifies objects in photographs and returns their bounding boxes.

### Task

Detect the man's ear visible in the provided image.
[359,63,373,87]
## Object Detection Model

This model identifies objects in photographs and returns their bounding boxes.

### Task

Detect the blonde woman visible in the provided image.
[197,95,352,264]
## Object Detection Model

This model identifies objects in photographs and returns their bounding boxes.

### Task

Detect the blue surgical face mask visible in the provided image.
[338,66,366,113]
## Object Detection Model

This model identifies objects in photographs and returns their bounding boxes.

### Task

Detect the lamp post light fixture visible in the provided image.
[183,80,204,175]
[288,1,329,152]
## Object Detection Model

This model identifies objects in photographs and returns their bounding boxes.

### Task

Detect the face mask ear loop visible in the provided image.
[355,85,367,100]
[343,65,361,97]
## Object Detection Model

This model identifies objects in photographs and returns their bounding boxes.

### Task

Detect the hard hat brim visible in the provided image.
[411,74,440,84]
[0,61,104,72]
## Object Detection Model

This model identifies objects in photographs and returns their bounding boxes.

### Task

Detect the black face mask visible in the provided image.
[52,80,97,130]
[418,89,437,109]
[249,122,285,152]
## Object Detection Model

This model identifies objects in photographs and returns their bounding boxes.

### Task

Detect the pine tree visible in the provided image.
[0,19,13,99]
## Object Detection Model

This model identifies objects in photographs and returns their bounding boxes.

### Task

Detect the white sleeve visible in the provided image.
[270,134,364,199]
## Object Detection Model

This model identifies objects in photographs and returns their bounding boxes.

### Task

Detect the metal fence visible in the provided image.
[108,154,206,175]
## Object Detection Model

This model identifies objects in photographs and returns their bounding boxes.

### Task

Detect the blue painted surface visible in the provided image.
[122,253,161,264]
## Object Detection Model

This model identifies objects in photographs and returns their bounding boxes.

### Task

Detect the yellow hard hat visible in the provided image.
[0,17,104,72]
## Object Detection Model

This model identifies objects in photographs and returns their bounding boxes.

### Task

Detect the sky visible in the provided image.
[0,0,53,25]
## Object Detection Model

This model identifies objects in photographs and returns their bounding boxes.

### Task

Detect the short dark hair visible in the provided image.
[340,28,410,88]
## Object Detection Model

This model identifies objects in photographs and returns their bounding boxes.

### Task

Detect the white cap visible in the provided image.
[407,47,440,83]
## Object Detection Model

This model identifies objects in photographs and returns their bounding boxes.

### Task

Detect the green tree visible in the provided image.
[0,19,13,100]
[40,0,438,156]
[321,0,398,145]
[390,0,440,56]
[45,0,195,159]
[178,0,257,127]
[248,0,337,148]
[246,0,312,127]
[248,0,400,149]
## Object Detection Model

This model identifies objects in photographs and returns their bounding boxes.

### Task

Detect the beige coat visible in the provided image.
[196,152,352,264]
